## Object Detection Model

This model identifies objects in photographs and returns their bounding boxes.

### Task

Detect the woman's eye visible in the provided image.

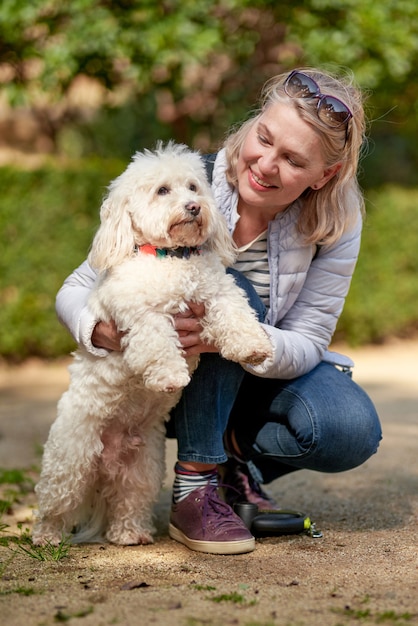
[189,183,197,192]
[157,186,170,195]
[257,134,269,145]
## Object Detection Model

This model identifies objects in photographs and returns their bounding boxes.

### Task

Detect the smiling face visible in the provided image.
[236,102,340,220]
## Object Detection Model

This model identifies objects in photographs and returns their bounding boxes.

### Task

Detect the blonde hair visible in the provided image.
[224,68,367,245]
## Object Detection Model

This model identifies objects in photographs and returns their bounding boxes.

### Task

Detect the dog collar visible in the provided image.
[135,244,201,259]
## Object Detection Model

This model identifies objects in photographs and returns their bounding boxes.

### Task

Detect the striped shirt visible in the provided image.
[232,230,270,308]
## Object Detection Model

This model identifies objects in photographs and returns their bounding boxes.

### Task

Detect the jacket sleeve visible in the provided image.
[55,260,109,357]
[245,217,362,379]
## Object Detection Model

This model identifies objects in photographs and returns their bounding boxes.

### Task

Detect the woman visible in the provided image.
[56,68,382,556]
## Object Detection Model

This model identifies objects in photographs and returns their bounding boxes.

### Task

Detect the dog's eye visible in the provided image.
[157,186,170,195]
[189,184,197,192]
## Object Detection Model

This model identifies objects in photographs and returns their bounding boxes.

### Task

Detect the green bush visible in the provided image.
[335,185,418,344]
[0,159,123,360]
[1,161,417,360]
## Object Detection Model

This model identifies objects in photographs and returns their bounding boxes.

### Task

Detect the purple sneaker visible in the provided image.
[221,458,278,510]
[169,482,255,554]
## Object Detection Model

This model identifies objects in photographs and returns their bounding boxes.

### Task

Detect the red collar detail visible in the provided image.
[138,244,159,256]
[136,244,201,259]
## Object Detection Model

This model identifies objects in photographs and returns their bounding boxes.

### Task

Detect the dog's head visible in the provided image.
[88,142,236,271]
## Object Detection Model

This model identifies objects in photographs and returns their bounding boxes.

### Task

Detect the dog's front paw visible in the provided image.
[222,347,271,365]
[220,333,273,366]
[240,348,273,365]
[144,368,191,393]
[106,528,154,546]
[32,524,64,547]
[221,347,270,365]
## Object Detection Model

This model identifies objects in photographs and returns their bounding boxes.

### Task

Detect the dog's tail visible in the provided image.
[70,491,107,544]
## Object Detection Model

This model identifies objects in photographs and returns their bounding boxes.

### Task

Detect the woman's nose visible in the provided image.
[259,154,279,176]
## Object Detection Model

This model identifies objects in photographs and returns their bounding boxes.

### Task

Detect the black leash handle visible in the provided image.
[234,502,322,537]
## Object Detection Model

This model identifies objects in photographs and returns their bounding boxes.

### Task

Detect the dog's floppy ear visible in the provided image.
[88,191,135,272]
[207,210,238,268]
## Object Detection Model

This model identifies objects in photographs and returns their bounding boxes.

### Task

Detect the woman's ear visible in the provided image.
[312,163,342,190]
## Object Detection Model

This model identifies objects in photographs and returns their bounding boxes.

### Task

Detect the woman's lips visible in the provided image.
[249,169,278,190]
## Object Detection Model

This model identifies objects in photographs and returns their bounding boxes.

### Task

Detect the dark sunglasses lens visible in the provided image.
[286,73,319,98]
[318,96,351,127]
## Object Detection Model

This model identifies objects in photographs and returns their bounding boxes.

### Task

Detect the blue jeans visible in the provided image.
[168,270,382,484]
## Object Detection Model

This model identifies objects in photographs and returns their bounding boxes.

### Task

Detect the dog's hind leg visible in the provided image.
[100,420,167,545]
[33,389,106,546]
[33,441,103,545]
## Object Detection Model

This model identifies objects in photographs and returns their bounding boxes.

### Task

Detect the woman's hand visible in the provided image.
[92,320,125,352]
[174,302,218,356]
[91,302,216,355]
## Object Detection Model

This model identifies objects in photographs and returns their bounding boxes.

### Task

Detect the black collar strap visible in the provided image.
[135,244,201,259]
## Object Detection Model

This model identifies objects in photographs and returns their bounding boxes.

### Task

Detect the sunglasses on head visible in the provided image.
[284,71,352,132]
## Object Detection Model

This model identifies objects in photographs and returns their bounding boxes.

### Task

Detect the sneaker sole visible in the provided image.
[168,523,255,555]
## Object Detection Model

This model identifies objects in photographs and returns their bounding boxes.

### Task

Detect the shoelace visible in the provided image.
[200,483,242,535]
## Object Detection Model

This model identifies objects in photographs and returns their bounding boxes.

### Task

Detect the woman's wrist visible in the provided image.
[92,320,124,352]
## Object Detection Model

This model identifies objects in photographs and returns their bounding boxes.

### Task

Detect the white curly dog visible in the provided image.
[32,142,273,547]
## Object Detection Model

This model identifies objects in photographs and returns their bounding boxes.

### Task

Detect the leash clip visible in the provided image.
[306,521,323,538]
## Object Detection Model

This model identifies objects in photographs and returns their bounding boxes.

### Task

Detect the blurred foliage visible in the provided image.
[0,160,121,359]
[0,0,417,185]
[0,162,417,360]
[335,185,418,344]
[1,1,417,359]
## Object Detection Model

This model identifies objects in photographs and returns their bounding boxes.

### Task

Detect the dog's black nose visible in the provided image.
[185,201,201,217]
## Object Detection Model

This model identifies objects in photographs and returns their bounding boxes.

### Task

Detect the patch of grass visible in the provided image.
[0,512,71,562]
[331,606,414,623]
[0,467,37,527]
[0,468,34,489]
[0,468,35,505]
[54,606,94,621]
[0,519,9,534]
[0,500,13,517]
[15,534,72,562]
[193,584,217,591]
[210,591,245,603]
[0,586,38,596]
[245,622,277,626]
[10,523,71,561]
[208,590,257,606]
[375,611,413,623]
[185,620,276,626]
[0,511,14,547]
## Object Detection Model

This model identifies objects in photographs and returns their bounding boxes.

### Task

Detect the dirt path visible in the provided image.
[0,339,417,626]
